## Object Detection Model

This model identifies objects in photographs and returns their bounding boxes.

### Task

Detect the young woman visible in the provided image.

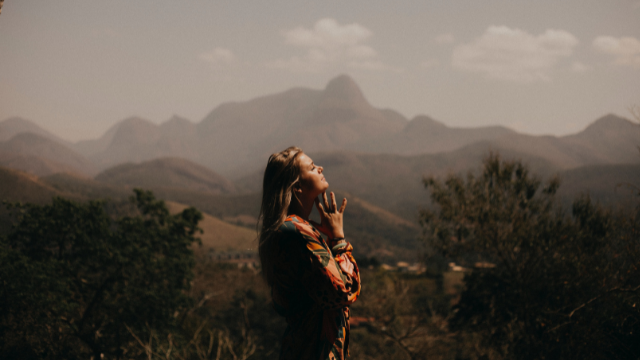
[258,146,361,360]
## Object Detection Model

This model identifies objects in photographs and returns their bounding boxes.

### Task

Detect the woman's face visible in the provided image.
[296,153,328,198]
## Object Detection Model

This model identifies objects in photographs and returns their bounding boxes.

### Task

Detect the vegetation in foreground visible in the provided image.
[1,154,639,359]
[422,154,640,359]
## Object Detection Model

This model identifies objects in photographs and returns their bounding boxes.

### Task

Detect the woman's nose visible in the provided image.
[318,166,323,173]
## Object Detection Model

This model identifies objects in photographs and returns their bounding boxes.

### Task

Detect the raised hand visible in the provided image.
[310,192,347,240]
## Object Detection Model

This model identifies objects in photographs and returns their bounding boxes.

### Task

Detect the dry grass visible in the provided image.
[165,201,257,253]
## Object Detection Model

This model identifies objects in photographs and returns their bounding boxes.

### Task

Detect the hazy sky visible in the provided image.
[1,0,639,141]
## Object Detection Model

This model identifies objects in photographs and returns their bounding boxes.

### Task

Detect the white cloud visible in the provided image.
[593,36,640,69]
[199,47,235,66]
[435,33,455,44]
[452,26,579,82]
[570,61,591,73]
[284,18,372,48]
[270,18,399,72]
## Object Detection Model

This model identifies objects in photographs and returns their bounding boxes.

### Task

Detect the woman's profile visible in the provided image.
[258,146,361,360]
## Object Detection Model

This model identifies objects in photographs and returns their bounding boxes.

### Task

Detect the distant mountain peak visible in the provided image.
[0,116,68,144]
[161,115,194,132]
[321,74,368,107]
[164,115,192,125]
[404,115,447,133]
[119,116,156,127]
[582,113,636,134]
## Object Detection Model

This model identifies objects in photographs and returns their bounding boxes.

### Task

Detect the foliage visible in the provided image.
[348,270,459,360]
[125,262,287,360]
[0,189,203,359]
[421,153,640,359]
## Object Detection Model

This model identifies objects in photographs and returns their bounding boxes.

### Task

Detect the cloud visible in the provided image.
[452,26,579,82]
[269,18,400,72]
[199,47,236,66]
[435,33,455,44]
[284,18,372,48]
[593,36,640,69]
[570,61,591,73]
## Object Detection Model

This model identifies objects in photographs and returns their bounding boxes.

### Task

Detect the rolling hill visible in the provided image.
[94,157,236,194]
[165,201,257,253]
[0,166,78,234]
[0,132,96,176]
[0,117,69,144]
[11,153,640,263]
[237,147,562,219]
[556,163,640,209]
[349,114,516,155]
[77,115,201,169]
[40,166,425,261]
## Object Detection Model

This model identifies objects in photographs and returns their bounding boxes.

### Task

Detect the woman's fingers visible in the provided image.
[322,192,331,212]
[330,192,337,212]
[339,198,347,213]
[314,197,325,214]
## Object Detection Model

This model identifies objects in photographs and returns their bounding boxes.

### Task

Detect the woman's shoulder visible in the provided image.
[279,215,321,241]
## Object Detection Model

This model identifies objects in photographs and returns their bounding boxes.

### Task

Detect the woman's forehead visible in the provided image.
[297,153,313,168]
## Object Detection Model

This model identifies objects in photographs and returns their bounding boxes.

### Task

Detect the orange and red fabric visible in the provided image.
[271,214,361,360]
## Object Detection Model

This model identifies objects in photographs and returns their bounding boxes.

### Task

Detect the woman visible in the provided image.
[258,146,361,360]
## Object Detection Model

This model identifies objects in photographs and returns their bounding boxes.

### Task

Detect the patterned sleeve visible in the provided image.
[290,221,361,311]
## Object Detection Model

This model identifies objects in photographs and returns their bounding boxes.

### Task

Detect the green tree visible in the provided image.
[421,153,640,359]
[0,189,202,359]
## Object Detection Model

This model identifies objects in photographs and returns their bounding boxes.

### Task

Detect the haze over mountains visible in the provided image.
[1,74,638,260]
[1,74,638,181]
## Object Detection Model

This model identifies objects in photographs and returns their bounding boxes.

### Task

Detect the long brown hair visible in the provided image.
[258,146,303,286]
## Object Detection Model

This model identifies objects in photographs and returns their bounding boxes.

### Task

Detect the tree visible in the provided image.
[0,189,202,359]
[421,153,640,359]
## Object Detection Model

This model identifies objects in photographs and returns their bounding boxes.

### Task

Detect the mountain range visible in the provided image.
[0,74,638,261]
[1,74,638,180]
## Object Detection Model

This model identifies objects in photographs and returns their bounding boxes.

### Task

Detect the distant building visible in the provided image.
[474,261,496,269]
[378,262,426,274]
[448,262,468,272]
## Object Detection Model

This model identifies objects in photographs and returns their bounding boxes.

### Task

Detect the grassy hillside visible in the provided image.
[0,152,86,178]
[40,169,422,261]
[556,163,640,209]
[43,172,131,199]
[165,201,257,253]
[95,157,236,194]
[27,157,640,263]
[349,114,515,155]
[145,187,421,262]
[0,167,78,234]
[237,147,560,219]
[0,132,96,176]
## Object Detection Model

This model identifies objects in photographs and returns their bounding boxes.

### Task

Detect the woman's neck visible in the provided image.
[288,196,314,220]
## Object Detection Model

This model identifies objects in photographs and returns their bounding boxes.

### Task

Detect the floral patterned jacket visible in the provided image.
[271,214,361,360]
